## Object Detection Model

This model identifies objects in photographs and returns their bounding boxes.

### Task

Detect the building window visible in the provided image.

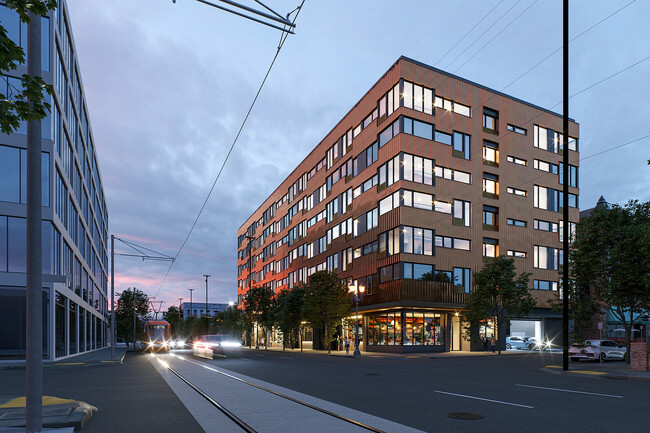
[453,199,471,227]
[402,116,434,140]
[403,262,435,280]
[559,220,577,243]
[507,218,527,228]
[482,173,499,199]
[452,131,471,160]
[534,280,558,291]
[534,219,558,233]
[453,267,471,293]
[483,238,498,257]
[534,246,562,270]
[507,250,527,258]
[507,187,527,197]
[483,205,498,231]
[402,226,433,256]
[483,108,498,133]
[559,163,579,187]
[507,124,526,135]
[506,155,527,166]
[483,140,498,166]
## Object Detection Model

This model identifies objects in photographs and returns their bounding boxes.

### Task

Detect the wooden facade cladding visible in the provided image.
[362,280,467,306]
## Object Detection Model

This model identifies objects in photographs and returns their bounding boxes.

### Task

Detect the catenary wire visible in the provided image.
[155,1,306,297]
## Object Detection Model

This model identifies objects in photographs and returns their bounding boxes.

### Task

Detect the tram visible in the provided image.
[143,320,171,352]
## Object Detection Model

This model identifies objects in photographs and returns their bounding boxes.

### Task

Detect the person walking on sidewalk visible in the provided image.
[490,334,496,353]
[482,334,489,352]
[344,337,350,355]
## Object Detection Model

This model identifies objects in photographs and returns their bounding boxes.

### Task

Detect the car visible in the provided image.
[193,335,242,359]
[506,336,536,350]
[569,340,626,362]
[527,337,552,350]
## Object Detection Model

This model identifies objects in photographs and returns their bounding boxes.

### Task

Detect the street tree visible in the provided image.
[302,271,350,354]
[548,278,600,344]
[1,0,57,134]
[163,306,182,338]
[464,256,535,354]
[216,305,246,340]
[243,285,275,349]
[115,287,150,348]
[275,286,306,350]
[571,200,650,363]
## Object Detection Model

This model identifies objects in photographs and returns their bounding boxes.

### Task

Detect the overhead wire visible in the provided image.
[154,1,306,297]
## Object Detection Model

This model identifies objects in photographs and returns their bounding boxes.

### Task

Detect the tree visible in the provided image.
[464,256,535,354]
[243,285,275,349]
[548,277,600,344]
[114,287,150,348]
[163,306,182,338]
[275,286,306,350]
[217,305,246,340]
[571,200,650,363]
[1,0,57,134]
[302,271,350,354]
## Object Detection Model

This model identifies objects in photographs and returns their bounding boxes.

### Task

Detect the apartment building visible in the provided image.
[236,56,579,353]
[0,0,109,360]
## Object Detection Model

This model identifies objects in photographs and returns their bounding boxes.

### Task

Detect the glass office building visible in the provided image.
[0,0,109,360]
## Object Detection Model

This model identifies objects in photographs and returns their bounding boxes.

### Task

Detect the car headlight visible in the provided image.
[222,341,242,348]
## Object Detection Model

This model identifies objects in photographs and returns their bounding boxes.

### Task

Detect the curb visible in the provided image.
[541,366,650,382]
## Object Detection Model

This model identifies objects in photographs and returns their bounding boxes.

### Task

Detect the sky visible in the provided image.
[64,0,650,311]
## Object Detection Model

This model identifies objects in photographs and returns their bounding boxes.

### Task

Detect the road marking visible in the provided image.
[256,354,265,357]
[434,391,533,409]
[55,362,84,365]
[279,357,293,360]
[516,384,623,398]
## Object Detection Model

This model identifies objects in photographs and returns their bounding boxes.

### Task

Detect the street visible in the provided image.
[159,348,650,433]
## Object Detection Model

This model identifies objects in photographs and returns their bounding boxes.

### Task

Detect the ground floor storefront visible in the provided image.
[0,282,108,361]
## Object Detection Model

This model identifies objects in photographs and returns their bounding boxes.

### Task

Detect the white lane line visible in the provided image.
[279,357,293,360]
[515,384,623,398]
[434,391,534,409]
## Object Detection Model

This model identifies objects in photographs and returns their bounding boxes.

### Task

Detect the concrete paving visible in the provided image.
[150,352,425,433]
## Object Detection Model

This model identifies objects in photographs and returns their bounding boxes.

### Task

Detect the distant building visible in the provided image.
[237,56,580,353]
[0,0,109,361]
[181,302,229,319]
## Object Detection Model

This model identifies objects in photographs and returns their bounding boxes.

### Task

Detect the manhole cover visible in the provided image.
[364,373,379,376]
[447,412,484,420]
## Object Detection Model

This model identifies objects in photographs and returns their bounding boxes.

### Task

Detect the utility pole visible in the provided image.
[25,10,42,433]
[132,287,137,349]
[111,234,115,360]
[204,274,211,335]
[245,235,255,348]
[188,289,194,319]
[562,0,570,372]
[178,298,184,321]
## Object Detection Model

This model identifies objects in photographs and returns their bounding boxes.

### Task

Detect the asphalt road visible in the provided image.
[172,348,650,433]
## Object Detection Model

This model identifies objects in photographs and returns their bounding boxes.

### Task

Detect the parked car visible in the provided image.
[569,340,626,362]
[506,336,536,350]
[193,334,242,359]
[527,337,552,350]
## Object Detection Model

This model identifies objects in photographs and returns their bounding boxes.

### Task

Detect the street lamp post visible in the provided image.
[188,289,194,319]
[348,281,365,357]
[204,274,211,335]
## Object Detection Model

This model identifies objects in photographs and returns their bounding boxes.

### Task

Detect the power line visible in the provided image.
[155,1,306,297]
[452,0,540,73]
[501,0,637,92]
[443,0,522,70]
[434,0,506,66]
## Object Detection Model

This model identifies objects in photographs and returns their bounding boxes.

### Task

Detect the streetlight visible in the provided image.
[348,281,365,357]
[204,274,211,335]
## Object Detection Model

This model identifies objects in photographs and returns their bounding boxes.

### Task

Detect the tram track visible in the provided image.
[151,353,388,433]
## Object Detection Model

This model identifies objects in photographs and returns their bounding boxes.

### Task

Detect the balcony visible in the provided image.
[361,279,468,306]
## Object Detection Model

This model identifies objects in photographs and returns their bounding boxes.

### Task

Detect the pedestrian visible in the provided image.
[490,334,496,353]
[482,333,488,352]
[344,337,350,355]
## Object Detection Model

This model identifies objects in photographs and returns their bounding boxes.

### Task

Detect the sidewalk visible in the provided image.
[0,347,128,370]
[543,360,650,381]
[0,351,204,432]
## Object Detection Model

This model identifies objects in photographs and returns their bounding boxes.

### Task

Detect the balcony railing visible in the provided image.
[362,279,468,305]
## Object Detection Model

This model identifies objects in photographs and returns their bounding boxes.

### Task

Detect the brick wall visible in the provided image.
[631,342,650,371]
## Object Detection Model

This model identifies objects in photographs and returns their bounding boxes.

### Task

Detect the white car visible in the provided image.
[193,335,242,359]
[569,340,626,362]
